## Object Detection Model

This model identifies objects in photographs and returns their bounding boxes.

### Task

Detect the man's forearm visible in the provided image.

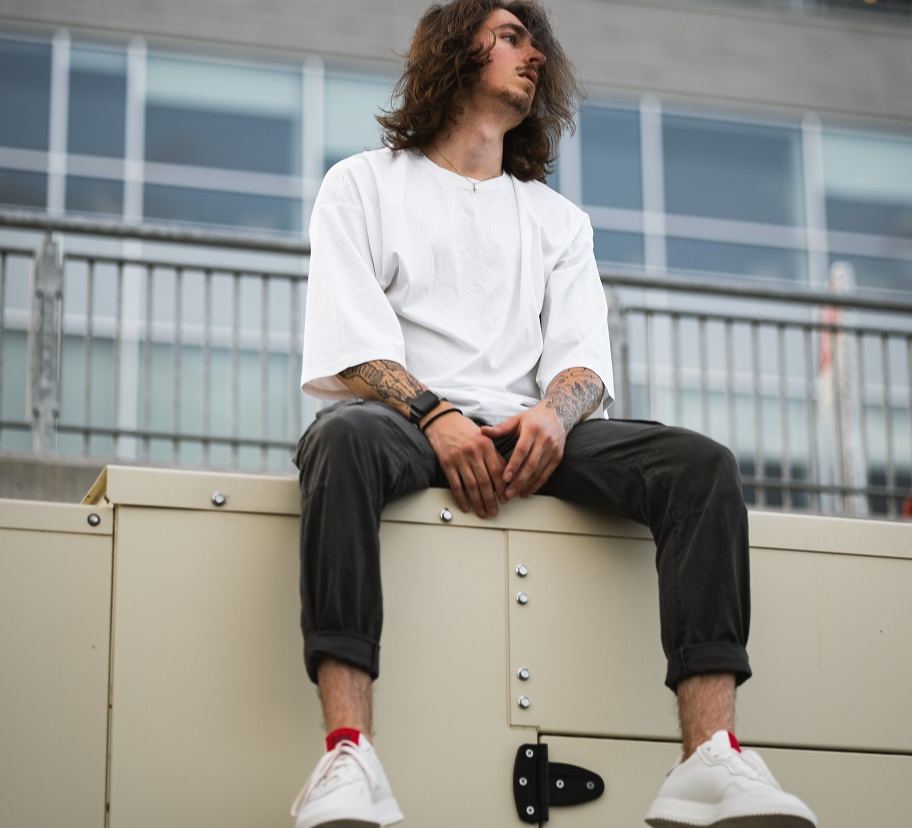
[544,367,604,432]
[337,359,427,419]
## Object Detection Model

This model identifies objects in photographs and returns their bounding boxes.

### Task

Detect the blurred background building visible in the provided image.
[1,0,910,516]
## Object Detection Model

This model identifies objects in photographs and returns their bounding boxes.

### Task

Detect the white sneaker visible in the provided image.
[645,730,818,827]
[290,735,404,828]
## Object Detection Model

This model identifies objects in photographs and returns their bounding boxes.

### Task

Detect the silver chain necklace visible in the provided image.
[432,144,501,193]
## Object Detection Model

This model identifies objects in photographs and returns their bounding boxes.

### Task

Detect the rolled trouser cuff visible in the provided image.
[304,631,381,685]
[665,641,752,691]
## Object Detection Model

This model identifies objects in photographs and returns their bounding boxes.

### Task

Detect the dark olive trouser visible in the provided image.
[294,399,751,691]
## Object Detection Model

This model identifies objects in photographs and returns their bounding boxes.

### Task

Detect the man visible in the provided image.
[290,1,818,826]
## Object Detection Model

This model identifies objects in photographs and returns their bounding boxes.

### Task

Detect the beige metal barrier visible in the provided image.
[2,465,910,827]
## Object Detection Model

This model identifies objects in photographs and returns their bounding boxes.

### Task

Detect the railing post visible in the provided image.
[30,233,63,453]
[605,283,629,418]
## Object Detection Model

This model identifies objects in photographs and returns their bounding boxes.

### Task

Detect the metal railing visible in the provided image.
[2,209,910,518]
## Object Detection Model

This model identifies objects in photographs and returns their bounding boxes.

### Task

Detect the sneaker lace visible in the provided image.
[290,741,380,818]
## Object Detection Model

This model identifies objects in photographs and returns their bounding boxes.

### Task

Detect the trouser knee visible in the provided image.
[663,428,745,512]
[295,401,386,487]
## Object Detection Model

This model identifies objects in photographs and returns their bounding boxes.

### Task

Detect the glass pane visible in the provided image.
[0,168,46,209]
[667,237,806,283]
[66,176,123,216]
[580,105,642,210]
[823,129,912,238]
[143,183,301,232]
[664,115,804,226]
[0,37,51,150]
[827,254,912,295]
[145,52,302,175]
[324,71,392,171]
[594,229,644,267]
[68,44,127,158]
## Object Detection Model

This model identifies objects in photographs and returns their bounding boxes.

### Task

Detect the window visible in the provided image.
[143,184,300,232]
[324,70,392,171]
[145,52,302,176]
[0,169,46,209]
[663,115,804,226]
[823,129,912,239]
[580,105,642,210]
[667,237,807,283]
[68,44,127,158]
[0,37,51,151]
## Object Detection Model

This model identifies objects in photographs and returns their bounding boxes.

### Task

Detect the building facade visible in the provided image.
[1,0,910,510]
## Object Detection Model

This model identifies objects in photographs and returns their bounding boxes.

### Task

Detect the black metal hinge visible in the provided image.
[513,742,605,823]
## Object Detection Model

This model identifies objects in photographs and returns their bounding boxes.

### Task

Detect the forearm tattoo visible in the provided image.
[544,368,604,433]
[338,360,425,410]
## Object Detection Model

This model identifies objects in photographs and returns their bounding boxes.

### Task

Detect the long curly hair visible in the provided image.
[376,0,583,182]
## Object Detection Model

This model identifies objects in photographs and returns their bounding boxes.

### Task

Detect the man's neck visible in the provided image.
[425,130,503,181]
[428,116,507,181]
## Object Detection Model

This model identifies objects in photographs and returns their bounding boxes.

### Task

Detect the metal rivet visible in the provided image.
[518,776,527,787]
[556,779,564,789]
[518,696,531,709]
[525,748,535,758]
[440,508,453,523]
[517,667,530,681]
[516,563,528,577]
[587,781,595,791]
[516,592,529,605]
[526,806,535,816]
[211,492,227,507]
[87,513,101,527]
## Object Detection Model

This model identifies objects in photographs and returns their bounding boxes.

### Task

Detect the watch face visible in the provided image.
[411,390,440,423]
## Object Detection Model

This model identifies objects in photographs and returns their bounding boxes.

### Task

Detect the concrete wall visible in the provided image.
[2,0,910,127]
[0,454,109,503]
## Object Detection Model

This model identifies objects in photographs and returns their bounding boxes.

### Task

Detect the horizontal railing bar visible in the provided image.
[0,209,311,256]
[56,422,298,451]
[620,306,909,336]
[61,251,307,280]
[602,269,912,315]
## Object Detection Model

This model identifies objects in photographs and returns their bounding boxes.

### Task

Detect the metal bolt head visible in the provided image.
[515,563,528,577]
[526,806,535,816]
[586,781,595,791]
[556,779,564,789]
[525,748,535,758]
[516,591,529,605]
[87,513,101,527]
[518,776,528,787]
[517,667,530,681]
[518,695,531,709]
[440,508,453,523]
[211,492,227,507]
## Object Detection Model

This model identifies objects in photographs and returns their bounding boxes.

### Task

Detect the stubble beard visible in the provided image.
[494,86,534,124]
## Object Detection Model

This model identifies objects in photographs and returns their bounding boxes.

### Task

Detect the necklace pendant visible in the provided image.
[472,182,477,193]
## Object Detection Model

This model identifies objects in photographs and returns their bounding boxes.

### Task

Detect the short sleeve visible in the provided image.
[300,160,406,399]
[536,217,615,412]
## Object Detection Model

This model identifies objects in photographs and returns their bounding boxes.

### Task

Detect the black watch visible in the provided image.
[409,390,441,426]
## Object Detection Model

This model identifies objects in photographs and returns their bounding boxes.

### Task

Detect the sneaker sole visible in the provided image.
[647,817,816,828]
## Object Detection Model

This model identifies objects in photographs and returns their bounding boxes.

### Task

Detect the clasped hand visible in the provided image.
[423,403,567,518]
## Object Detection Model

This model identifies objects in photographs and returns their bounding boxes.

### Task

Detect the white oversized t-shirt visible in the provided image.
[300,147,614,423]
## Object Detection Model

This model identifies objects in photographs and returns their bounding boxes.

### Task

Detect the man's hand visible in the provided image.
[480,404,566,500]
[423,412,507,518]
[481,367,605,501]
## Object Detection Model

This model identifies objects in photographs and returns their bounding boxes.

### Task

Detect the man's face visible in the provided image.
[473,8,545,124]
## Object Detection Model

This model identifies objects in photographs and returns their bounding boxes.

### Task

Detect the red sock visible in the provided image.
[325,727,361,752]
[728,732,742,752]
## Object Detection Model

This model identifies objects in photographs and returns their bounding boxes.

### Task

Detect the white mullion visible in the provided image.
[124,37,147,223]
[47,30,70,216]
[640,94,666,275]
[302,56,325,235]
[558,120,582,207]
[802,113,828,288]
